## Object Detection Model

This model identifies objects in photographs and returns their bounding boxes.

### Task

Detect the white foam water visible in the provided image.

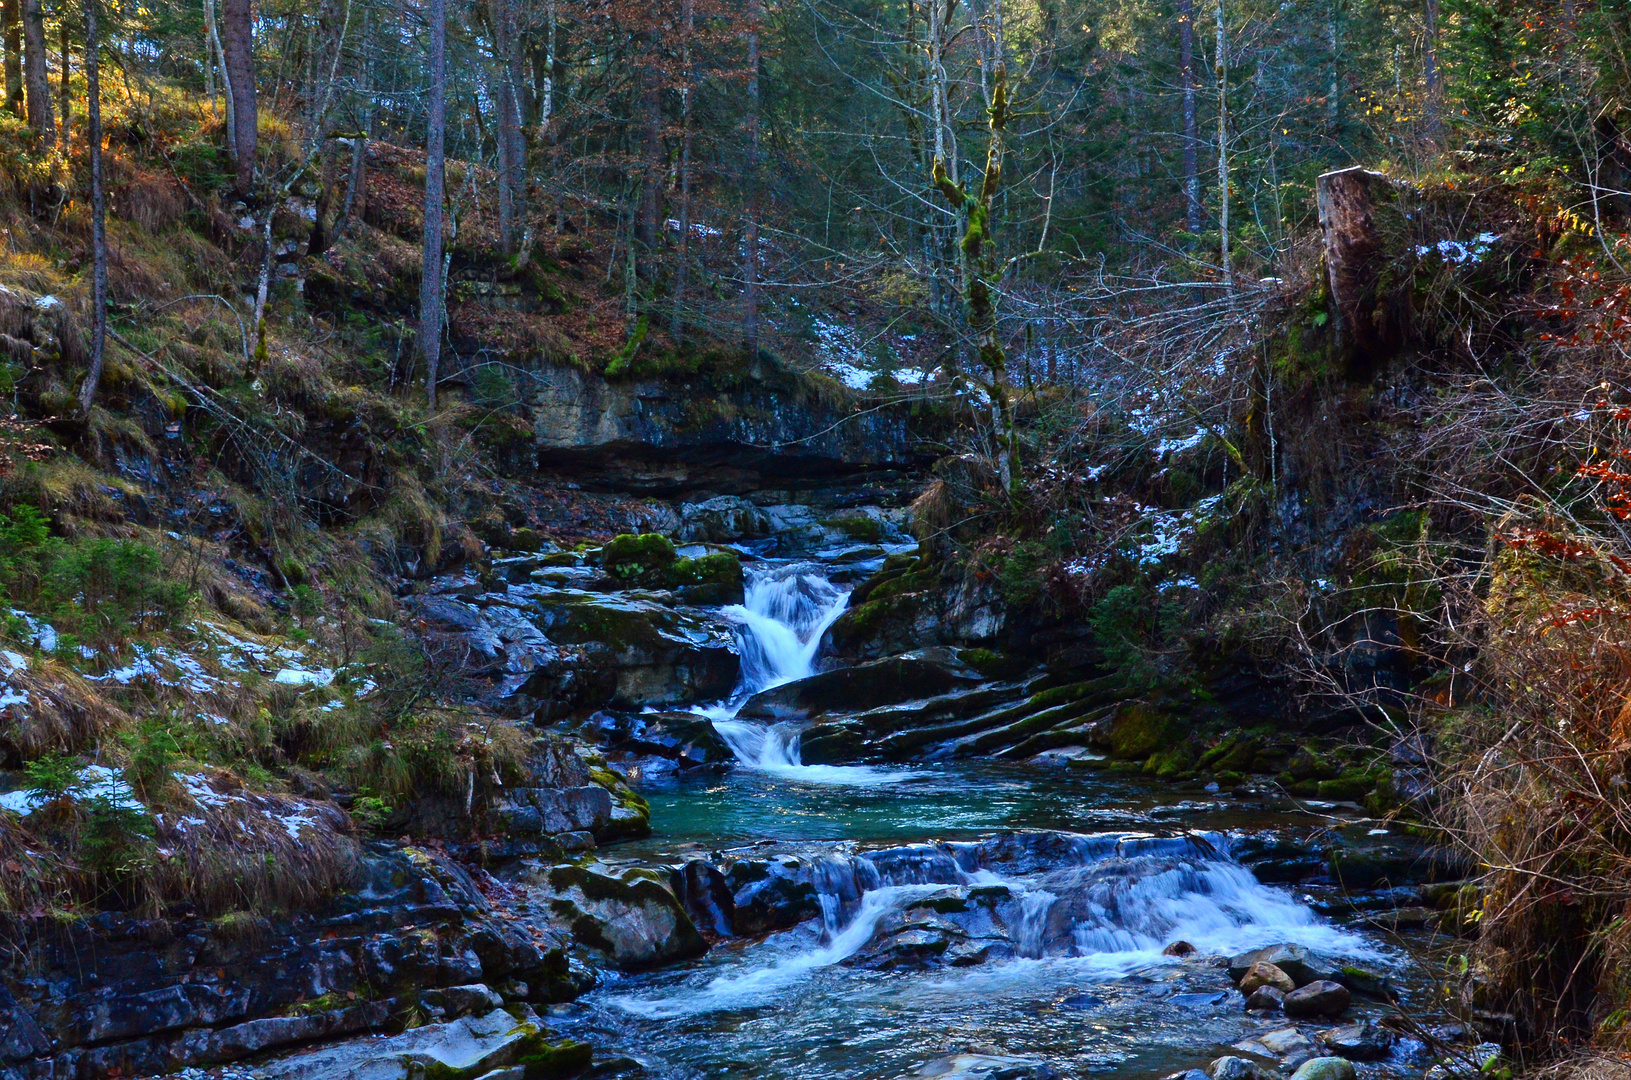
[610,884,947,1018]
[701,563,910,786]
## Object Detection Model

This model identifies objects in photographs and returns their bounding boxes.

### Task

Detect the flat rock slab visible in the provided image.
[257,1008,543,1080]
[740,650,984,721]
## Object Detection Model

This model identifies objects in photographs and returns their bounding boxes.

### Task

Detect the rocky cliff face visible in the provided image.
[528,357,938,493]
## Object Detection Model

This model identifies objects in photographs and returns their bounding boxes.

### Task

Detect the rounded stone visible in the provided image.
[1289,1057,1358,1080]
[1284,980,1353,1018]
[1239,960,1297,996]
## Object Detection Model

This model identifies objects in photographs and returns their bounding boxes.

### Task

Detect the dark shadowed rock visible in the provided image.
[739,649,983,721]
[1284,980,1352,1018]
[1244,985,1286,1013]
[1318,1021,1396,1062]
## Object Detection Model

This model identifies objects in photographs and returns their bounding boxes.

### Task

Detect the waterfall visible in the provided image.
[701,563,909,785]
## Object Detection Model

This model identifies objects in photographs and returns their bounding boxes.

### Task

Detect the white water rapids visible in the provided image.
[699,563,908,785]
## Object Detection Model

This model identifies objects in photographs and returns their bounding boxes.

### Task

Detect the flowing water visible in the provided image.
[549,559,1431,1080]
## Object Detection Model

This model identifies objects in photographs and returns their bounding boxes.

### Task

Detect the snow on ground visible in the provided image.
[1417,232,1499,265]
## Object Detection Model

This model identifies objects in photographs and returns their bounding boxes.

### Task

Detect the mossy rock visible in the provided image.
[1285,745,1338,782]
[1144,743,1197,780]
[823,514,886,543]
[1109,702,1177,760]
[601,533,677,580]
[956,648,1029,680]
[1316,768,1381,801]
[514,1034,594,1078]
[669,551,745,604]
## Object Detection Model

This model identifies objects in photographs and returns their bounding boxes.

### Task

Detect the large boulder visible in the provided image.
[1226,944,1338,988]
[1239,961,1296,996]
[255,1007,581,1080]
[532,863,708,971]
[1288,1058,1357,1080]
[1317,1022,1396,1062]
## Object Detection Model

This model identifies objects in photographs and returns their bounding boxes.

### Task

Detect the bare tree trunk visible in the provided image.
[340,13,373,235]
[635,62,661,280]
[3,0,22,117]
[222,0,257,193]
[57,18,67,147]
[742,0,761,359]
[1327,0,1342,142]
[490,0,521,253]
[1178,0,1199,233]
[1317,166,1410,367]
[1215,0,1231,290]
[420,0,447,409]
[76,0,107,415]
[19,0,48,141]
[671,0,694,342]
[1423,0,1441,140]
[205,0,234,152]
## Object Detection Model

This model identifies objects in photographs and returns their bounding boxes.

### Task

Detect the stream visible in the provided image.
[526,553,1439,1080]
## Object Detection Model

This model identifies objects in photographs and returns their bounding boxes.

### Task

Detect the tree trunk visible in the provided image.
[20,0,49,141]
[1316,166,1410,370]
[1423,0,1440,139]
[490,0,522,253]
[3,0,21,117]
[56,17,67,146]
[1327,0,1343,142]
[340,13,373,235]
[221,0,257,192]
[421,0,447,409]
[1215,0,1230,289]
[205,0,234,152]
[671,0,694,342]
[635,60,661,280]
[76,0,107,415]
[743,0,761,359]
[1178,0,1199,233]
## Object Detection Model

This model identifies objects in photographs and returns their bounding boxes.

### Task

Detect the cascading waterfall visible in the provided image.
[701,563,908,784]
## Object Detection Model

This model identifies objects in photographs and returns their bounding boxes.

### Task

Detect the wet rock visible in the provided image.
[677,495,774,543]
[1362,906,1438,932]
[1169,992,1230,1009]
[1287,1057,1357,1080]
[1163,940,1198,957]
[1239,961,1297,996]
[1227,944,1337,988]
[1424,1043,1503,1080]
[1244,986,1286,1013]
[531,863,708,971]
[1207,1056,1264,1080]
[725,858,826,936]
[1165,1071,1209,1080]
[739,649,983,721]
[494,785,613,837]
[672,859,736,937]
[1284,980,1352,1018]
[417,983,505,1021]
[915,1051,1059,1079]
[1317,1021,1396,1062]
[255,1006,552,1080]
[528,591,739,707]
[1233,1026,1316,1066]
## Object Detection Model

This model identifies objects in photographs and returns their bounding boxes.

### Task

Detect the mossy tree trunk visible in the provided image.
[76,0,106,415]
[420,0,447,409]
[20,0,51,142]
[931,64,1018,495]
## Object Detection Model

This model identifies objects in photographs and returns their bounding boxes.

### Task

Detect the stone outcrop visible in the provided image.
[529,357,934,493]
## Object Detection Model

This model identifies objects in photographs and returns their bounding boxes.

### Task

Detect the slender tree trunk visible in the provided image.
[420,0,447,409]
[3,0,22,117]
[636,61,661,280]
[671,0,694,342]
[19,0,48,141]
[76,0,107,415]
[222,0,257,192]
[205,0,234,152]
[743,0,761,360]
[1423,0,1441,139]
[1178,0,1199,233]
[1327,0,1342,142]
[57,19,67,147]
[1215,0,1231,290]
[340,14,372,234]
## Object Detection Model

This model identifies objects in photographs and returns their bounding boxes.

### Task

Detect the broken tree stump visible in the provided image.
[1317,166,1412,372]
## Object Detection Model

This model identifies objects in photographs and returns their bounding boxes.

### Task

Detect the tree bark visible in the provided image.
[205,0,234,152]
[221,0,257,192]
[20,0,50,141]
[76,0,107,416]
[1215,0,1231,290]
[3,0,21,117]
[1178,0,1199,233]
[1316,166,1409,369]
[742,0,761,359]
[635,58,662,280]
[1327,0,1343,141]
[421,0,447,409]
[56,17,67,146]
[671,0,694,342]
[1423,0,1440,139]
[340,13,373,235]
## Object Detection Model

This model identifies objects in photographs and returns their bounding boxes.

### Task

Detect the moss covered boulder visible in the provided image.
[529,592,738,707]
[1108,702,1178,761]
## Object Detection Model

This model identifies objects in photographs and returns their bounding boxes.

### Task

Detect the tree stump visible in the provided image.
[1317,166,1411,372]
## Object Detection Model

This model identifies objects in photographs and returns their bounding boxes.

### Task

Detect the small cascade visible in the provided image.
[611,831,1387,1019]
[702,563,909,785]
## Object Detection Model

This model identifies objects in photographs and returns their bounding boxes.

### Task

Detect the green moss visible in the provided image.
[601,533,677,580]
[1108,702,1177,760]
[956,648,1028,679]
[669,552,742,589]
[823,514,885,543]
[517,1038,594,1078]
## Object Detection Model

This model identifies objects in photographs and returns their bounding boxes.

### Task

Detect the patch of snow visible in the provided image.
[824,360,874,390]
[0,688,28,709]
[0,650,27,674]
[3,765,143,817]
[1156,577,1199,592]
[663,218,723,238]
[177,772,237,808]
[1416,232,1500,265]
[1133,494,1225,568]
[274,667,335,687]
[10,610,56,652]
[893,368,929,385]
[34,295,62,310]
[277,812,318,840]
[1152,427,1210,458]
